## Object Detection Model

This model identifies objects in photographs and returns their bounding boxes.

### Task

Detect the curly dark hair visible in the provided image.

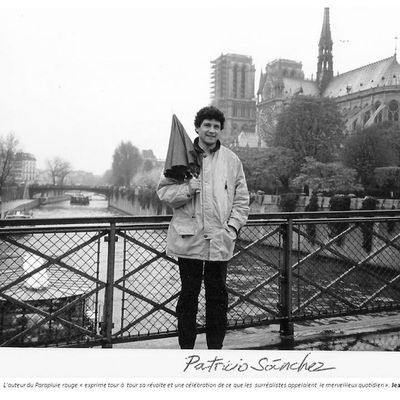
[194,106,225,130]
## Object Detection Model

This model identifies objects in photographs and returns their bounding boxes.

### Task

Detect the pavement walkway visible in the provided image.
[114,311,400,351]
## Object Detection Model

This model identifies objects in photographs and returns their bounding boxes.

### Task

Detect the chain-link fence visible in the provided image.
[0,222,108,347]
[290,215,400,320]
[1,212,400,348]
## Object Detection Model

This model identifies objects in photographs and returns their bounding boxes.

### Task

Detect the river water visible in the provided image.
[33,194,124,218]
[28,194,172,336]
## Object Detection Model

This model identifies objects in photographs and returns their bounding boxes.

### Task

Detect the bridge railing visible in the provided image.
[1,211,400,348]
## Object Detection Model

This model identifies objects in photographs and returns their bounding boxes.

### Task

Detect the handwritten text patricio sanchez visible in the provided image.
[183,353,336,373]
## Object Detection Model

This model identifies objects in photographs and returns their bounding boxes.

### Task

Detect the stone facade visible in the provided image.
[10,152,37,184]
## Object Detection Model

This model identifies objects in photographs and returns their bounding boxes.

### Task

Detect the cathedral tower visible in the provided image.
[210,53,256,145]
[316,7,333,94]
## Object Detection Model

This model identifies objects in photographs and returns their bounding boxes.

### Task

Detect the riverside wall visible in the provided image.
[109,189,170,216]
[0,195,71,218]
[109,192,400,216]
[250,193,400,213]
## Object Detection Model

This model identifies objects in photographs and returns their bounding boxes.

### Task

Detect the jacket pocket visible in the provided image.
[173,216,196,236]
[210,228,235,260]
[223,221,237,240]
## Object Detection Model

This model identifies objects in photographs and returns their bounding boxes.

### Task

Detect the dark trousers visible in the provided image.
[176,258,228,349]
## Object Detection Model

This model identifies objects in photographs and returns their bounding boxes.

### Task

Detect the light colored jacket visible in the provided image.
[157,145,249,261]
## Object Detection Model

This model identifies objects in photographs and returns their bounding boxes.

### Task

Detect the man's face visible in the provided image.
[196,118,221,148]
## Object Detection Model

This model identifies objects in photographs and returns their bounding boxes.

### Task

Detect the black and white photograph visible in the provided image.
[0,0,400,397]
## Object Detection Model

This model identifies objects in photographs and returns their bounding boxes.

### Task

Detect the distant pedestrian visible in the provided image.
[157,106,249,349]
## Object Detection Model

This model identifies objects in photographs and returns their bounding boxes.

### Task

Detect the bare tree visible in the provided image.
[46,157,72,185]
[0,132,19,187]
[111,141,143,186]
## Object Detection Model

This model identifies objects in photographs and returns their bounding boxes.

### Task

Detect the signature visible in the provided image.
[183,353,336,373]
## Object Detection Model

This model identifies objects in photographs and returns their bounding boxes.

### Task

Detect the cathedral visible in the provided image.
[211,8,400,147]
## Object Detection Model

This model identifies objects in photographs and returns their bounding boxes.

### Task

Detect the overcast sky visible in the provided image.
[0,0,399,175]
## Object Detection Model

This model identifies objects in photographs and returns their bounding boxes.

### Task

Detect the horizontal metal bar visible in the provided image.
[0,215,173,227]
[293,216,400,224]
[2,209,400,228]
[0,227,111,235]
[248,210,400,219]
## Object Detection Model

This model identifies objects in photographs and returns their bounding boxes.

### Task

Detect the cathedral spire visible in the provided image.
[317,7,333,94]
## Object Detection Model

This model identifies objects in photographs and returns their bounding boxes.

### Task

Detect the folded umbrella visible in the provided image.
[164,114,200,181]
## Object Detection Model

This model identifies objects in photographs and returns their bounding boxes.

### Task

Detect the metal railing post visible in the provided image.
[101,222,116,348]
[279,218,294,349]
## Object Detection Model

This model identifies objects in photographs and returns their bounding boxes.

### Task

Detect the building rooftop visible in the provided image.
[14,152,36,161]
[323,55,400,97]
[267,58,303,67]
[211,53,253,63]
[282,78,319,97]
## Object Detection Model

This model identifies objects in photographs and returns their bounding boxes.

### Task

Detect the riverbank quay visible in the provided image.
[0,199,40,218]
[1,212,400,349]
[108,188,400,217]
[0,196,71,218]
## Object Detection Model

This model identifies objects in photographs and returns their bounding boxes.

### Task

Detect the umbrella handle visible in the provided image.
[192,191,196,218]
[192,189,200,218]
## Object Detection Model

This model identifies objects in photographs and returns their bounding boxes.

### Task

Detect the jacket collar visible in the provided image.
[193,137,221,154]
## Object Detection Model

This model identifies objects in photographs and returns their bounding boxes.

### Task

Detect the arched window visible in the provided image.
[232,123,238,134]
[375,111,383,123]
[233,64,238,98]
[241,65,246,98]
[388,100,399,122]
[274,82,284,98]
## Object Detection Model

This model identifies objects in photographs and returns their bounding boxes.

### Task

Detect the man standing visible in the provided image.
[157,106,249,349]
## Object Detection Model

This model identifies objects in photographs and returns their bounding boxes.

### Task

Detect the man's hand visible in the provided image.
[227,225,238,239]
[188,178,201,195]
